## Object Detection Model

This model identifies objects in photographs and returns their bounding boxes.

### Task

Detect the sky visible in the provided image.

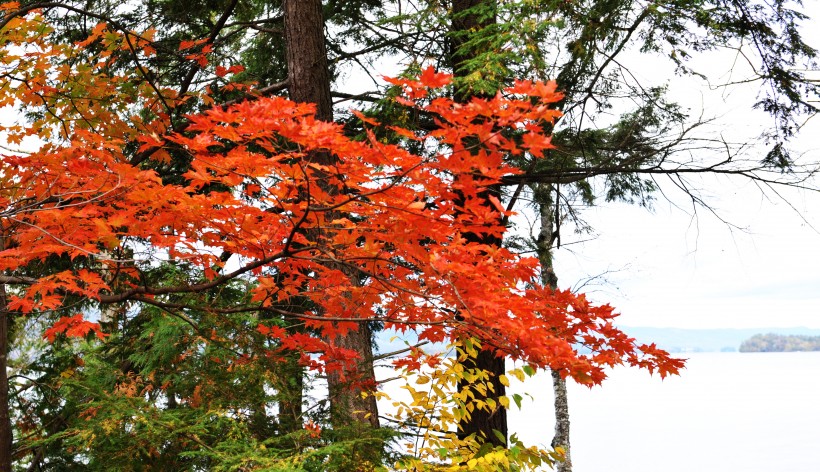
[551,180,820,329]
[546,8,820,329]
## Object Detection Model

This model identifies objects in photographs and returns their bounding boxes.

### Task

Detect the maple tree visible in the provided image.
[0,5,689,470]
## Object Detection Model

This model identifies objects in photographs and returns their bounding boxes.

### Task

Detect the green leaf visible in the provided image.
[513,393,523,409]
[492,428,507,445]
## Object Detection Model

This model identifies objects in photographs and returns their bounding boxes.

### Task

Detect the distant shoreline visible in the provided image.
[620,326,820,353]
[739,333,820,352]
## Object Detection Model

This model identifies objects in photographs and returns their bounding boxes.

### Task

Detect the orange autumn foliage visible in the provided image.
[0,8,683,389]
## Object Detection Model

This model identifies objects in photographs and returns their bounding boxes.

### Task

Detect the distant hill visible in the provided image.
[739,333,820,352]
[620,327,820,353]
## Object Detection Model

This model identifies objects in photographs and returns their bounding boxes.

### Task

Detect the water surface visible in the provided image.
[508,352,820,471]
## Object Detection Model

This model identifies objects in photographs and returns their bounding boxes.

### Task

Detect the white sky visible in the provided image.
[549,1,820,329]
[552,181,820,329]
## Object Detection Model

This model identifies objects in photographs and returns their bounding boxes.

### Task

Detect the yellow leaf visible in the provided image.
[499,396,510,409]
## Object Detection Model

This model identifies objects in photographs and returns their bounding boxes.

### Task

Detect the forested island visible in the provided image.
[739,334,820,352]
[622,327,820,353]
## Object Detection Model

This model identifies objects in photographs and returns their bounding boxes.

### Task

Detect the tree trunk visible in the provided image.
[0,232,13,472]
[326,323,379,428]
[450,0,508,448]
[456,347,507,446]
[282,0,379,430]
[551,369,572,470]
[282,0,333,123]
[453,182,507,447]
[534,183,572,471]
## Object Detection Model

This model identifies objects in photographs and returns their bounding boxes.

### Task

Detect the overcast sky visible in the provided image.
[552,180,820,329]
[548,4,820,329]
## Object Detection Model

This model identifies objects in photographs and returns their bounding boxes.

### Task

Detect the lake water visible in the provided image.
[507,352,820,471]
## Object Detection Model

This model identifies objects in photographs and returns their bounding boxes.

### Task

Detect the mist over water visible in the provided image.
[508,352,820,471]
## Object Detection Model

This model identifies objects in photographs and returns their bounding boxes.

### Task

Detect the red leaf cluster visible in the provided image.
[42,315,107,342]
[0,16,682,387]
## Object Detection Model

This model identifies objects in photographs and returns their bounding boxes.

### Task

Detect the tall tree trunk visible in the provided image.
[281,0,378,430]
[325,324,379,428]
[534,183,572,471]
[282,0,333,123]
[0,231,13,472]
[453,182,507,447]
[551,369,572,470]
[450,0,507,448]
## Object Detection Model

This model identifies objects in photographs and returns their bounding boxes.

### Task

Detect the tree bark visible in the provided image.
[326,323,379,428]
[282,0,333,123]
[450,0,507,448]
[456,347,507,446]
[535,183,572,471]
[551,369,572,470]
[0,231,13,472]
[453,182,507,447]
[282,0,378,430]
